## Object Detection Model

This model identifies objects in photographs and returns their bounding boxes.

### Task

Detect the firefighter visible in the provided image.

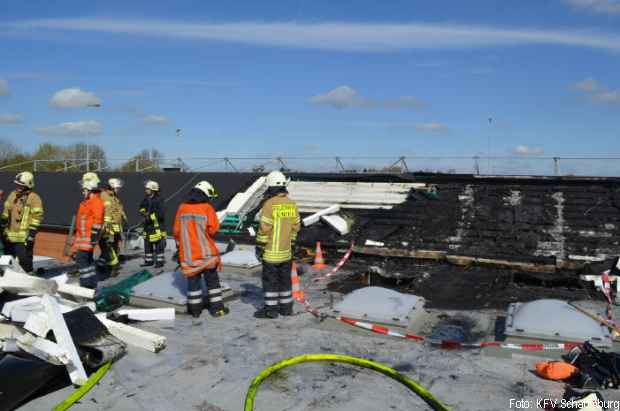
[139,180,166,268]
[254,171,301,319]
[97,181,116,279]
[0,172,44,273]
[107,178,127,276]
[173,181,229,318]
[73,172,105,289]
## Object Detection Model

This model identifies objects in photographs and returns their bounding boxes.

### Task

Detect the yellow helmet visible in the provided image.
[15,171,34,189]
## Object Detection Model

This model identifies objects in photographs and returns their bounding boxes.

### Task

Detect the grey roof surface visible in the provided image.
[22,251,620,411]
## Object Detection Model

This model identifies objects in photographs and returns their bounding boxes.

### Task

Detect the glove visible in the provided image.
[26,230,36,248]
[91,228,100,248]
[255,246,263,263]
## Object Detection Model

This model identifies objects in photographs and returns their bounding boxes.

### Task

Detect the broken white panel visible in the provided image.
[0,255,24,273]
[16,333,70,366]
[42,295,88,385]
[302,204,341,226]
[247,226,256,237]
[332,287,426,328]
[224,176,267,215]
[57,283,96,300]
[0,269,58,295]
[1,296,43,322]
[288,181,424,213]
[96,314,166,353]
[505,299,613,348]
[321,214,350,235]
[364,239,385,247]
[24,312,49,337]
[569,255,606,262]
[116,308,175,322]
[0,322,24,340]
[23,301,96,337]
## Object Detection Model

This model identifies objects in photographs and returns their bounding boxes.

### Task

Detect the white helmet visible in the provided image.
[108,178,123,189]
[194,181,218,198]
[80,172,100,190]
[15,171,34,189]
[145,180,160,191]
[266,171,289,188]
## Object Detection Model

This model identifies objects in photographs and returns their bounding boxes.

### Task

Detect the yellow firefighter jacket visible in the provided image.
[1,191,44,243]
[109,193,127,234]
[256,193,301,263]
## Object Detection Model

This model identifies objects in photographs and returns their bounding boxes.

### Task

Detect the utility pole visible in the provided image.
[487,117,493,174]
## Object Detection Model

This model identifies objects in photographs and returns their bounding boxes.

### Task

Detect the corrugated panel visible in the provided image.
[287,181,422,212]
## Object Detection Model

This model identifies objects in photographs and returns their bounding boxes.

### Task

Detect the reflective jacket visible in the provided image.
[139,195,165,242]
[173,202,220,277]
[1,191,44,243]
[100,190,114,237]
[256,193,300,263]
[109,194,127,234]
[74,192,105,252]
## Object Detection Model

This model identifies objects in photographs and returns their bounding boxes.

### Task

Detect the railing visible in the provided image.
[1,156,620,177]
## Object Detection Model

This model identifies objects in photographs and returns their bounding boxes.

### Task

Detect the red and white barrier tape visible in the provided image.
[299,242,583,351]
[312,242,355,282]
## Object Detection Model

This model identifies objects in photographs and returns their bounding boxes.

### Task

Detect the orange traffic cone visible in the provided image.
[291,261,305,301]
[312,241,328,270]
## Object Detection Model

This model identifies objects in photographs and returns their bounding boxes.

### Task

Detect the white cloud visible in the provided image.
[513,145,544,156]
[0,79,8,96]
[0,113,24,124]
[416,122,448,133]
[572,77,620,105]
[309,86,363,108]
[592,90,620,104]
[143,114,169,125]
[572,77,600,92]
[49,88,102,108]
[310,86,426,109]
[35,120,102,137]
[5,19,620,52]
[565,0,620,15]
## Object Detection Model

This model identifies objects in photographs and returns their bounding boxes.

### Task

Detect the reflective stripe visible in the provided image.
[279,297,294,304]
[187,297,203,304]
[210,296,223,303]
[265,300,278,306]
[260,216,273,224]
[264,292,279,297]
[208,288,221,295]
[187,290,202,297]
[92,224,102,229]
[81,271,96,278]
[279,291,292,297]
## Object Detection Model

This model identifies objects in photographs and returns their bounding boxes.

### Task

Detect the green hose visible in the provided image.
[51,361,112,411]
[244,354,451,411]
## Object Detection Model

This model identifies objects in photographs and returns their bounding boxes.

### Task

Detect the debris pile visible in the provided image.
[0,256,171,410]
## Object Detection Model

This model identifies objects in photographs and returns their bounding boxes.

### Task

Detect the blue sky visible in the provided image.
[1,0,619,173]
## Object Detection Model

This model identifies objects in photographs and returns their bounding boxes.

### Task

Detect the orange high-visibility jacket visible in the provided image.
[74,193,105,252]
[173,202,221,277]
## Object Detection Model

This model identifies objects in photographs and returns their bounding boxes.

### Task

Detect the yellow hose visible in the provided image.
[51,361,112,411]
[244,354,451,411]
